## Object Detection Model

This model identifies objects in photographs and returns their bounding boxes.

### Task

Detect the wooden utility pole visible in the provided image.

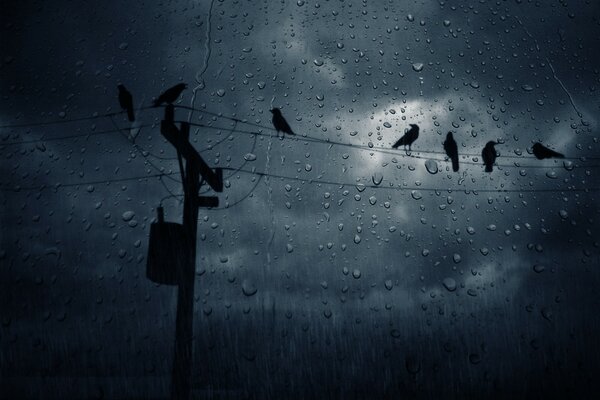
[160,105,222,400]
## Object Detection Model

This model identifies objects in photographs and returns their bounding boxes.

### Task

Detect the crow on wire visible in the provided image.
[118,84,135,122]
[482,141,499,173]
[271,108,295,135]
[392,124,419,152]
[532,142,565,159]
[443,132,459,172]
[153,83,187,107]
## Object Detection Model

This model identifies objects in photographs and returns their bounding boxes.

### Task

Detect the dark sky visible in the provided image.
[1,0,600,398]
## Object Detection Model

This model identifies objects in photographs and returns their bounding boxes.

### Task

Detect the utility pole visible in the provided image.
[160,104,222,400]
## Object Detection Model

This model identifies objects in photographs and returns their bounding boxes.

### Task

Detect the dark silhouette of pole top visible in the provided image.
[532,142,565,159]
[153,83,188,107]
[392,124,419,152]
[482,141,499,173]
[117,84,135,122]
[271,108,295,135]
[443,132,459,172]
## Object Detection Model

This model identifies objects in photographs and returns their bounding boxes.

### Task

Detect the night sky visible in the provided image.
[1,0,600,398]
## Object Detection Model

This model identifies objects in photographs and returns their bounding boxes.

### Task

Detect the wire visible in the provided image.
[179,121,600,169]
[220,166,600,194]
[3,103,598,162]
[0,124,155,146]
[0,107,155,129]
[0,172,177,192]
[176,106,600,161]
[108,116,181,184]
[3,165,597,195]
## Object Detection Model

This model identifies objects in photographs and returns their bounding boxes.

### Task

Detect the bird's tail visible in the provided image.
[392,138,406,149]
[451,156,459,172]
[485,165,493,173]
[127,108,135,122]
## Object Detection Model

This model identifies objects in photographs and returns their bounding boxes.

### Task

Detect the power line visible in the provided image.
[3,103,598,162]
[0,172,177,192]
[4,166,595,195]
[0,107,157,129]
[177,106,600,161]
[108,117,181,184]
[180,121,600,169]
[219,166,600,194]
[0,124,156,146]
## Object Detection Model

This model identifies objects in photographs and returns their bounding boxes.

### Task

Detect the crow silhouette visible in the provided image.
[532,142,564,160]
[482,141,498,172]
[443,132,459,172]
[271,108,295,135]
[118,84,135,122]
[392,124,419,151]
[153,83,187,107]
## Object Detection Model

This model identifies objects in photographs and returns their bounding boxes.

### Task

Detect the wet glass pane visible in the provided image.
[1,0,599,398]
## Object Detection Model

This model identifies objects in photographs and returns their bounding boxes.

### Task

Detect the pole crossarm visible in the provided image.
[160,120,223,193]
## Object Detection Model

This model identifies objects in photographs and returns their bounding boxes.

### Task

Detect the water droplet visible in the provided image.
[313,59,324,66]
[545,170,558,179]
[383,121,392,128]
[352,269,361,279]
[533,264,545,273]
[411,190,422,200]
[453,254,462,263]
[563,160,574,171]
[558,210,568,219]
[443,278,457,292]
[384,280,393,290]
[425,159,438,174]
[122,211,135,222]
[372,172,383,186]
[244,153,257,161]
[242,280,257,296]
[412,63,424,72]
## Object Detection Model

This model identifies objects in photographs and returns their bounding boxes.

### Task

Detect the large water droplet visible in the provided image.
[425,159,438,174]
[372,172,383,186]
[443,278,457,292]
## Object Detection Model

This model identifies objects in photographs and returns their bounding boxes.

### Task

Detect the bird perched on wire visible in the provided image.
[117,84,135,122]
[271,108,295,135]
[392,124,419,152]
[532,142,564,159]
[443,132,459,172]
[482,141,499,172]
[153,83,187,107]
